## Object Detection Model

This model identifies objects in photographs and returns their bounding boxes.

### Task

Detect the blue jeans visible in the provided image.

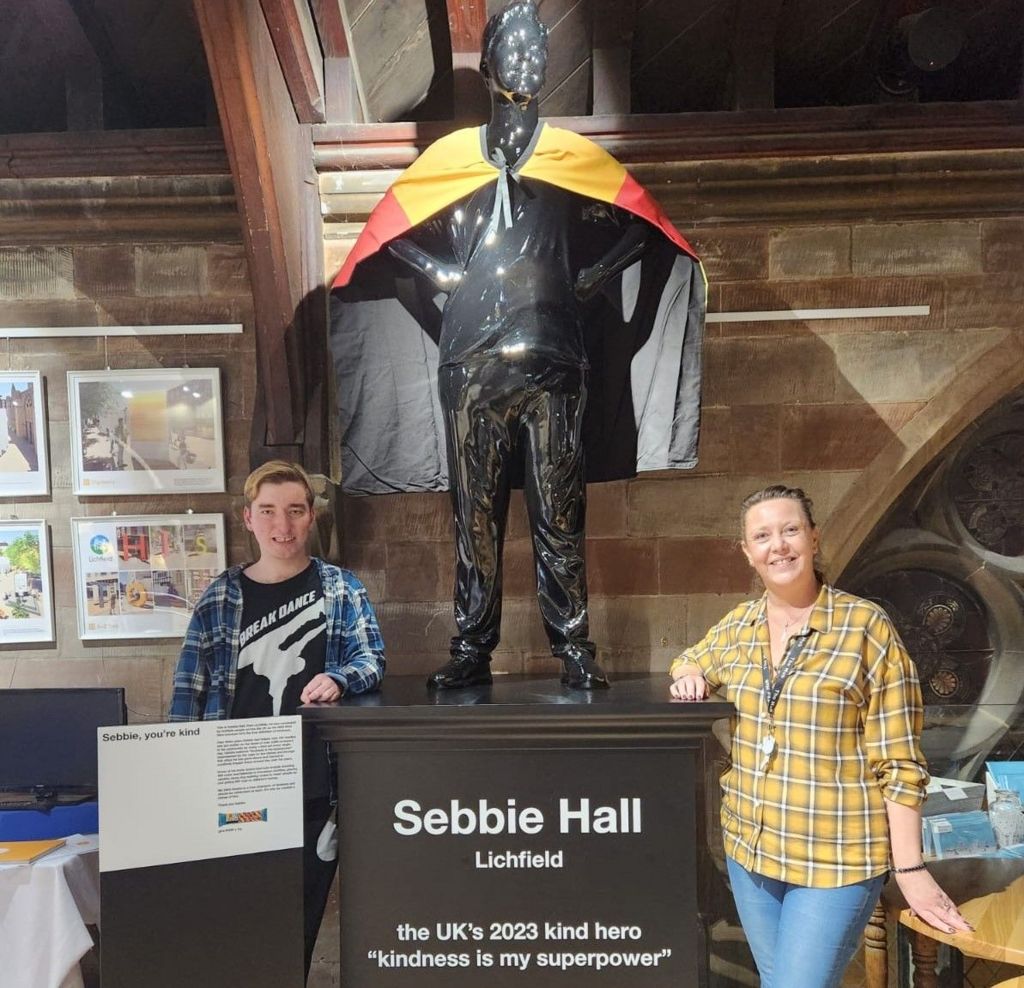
[726,857,885,988]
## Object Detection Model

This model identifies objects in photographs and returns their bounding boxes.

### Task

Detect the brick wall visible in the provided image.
[0,175,256,721]
[2,148,1021,705]
[324,149,1024,679]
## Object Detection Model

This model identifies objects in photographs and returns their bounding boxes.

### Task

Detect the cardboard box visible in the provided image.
[922,776,985,817]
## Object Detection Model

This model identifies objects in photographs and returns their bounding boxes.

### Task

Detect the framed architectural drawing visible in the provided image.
[71,514,225,640]
[0,371,50,498]
[0,520,55,644]
[68,368,225,496]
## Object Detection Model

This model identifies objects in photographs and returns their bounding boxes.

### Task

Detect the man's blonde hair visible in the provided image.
[243,460,315,508]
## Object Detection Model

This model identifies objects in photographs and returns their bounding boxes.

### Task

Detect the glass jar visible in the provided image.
[989,789,1024,849]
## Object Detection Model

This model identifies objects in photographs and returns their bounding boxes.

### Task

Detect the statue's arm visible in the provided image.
[574,221,648,302]
[388,237,463,292]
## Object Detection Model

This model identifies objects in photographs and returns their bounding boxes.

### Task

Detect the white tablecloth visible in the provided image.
[0,834,99,988]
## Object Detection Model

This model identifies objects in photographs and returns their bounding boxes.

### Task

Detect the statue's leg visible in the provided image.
[428,362,516,688]
[522,364,607,689]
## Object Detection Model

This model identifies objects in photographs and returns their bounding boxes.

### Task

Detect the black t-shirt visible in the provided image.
[232,562,330,800]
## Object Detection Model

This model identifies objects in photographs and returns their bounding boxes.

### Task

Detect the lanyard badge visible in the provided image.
[759,632,811,768]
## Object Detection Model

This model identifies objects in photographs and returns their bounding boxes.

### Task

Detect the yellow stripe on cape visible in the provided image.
[348,122,700,293]
[390,127,497,226]
[519,125,628,204]
[390,124,629,225]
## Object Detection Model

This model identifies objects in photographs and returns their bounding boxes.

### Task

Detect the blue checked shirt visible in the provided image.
[168,557,385,722]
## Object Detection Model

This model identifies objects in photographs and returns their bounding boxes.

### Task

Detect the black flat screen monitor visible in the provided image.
[0,687,127,789]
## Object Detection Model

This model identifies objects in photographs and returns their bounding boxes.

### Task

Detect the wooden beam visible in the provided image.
[446,0,485,52]
[320,143,1024,231]
[730,0,783,111]
[446,0,487,120]
[592,0,635,115]
[322,56,363,122]
[0,128,228,179]
[258,0,327,123]
[313,100,1024,169]
[193,0,306,448]
[0,173,239,245]
[310,0,362,121]
[309,0,349,55]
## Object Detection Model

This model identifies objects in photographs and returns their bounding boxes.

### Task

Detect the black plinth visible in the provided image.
[305,674,729,988]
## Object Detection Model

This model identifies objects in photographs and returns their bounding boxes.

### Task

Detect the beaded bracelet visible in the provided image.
[891,862,928,874]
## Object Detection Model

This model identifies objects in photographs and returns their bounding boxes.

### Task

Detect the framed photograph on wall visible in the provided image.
[0,371,50,498]
[68,368,225,496]
[71,513,226,640]
[0,520,55,645]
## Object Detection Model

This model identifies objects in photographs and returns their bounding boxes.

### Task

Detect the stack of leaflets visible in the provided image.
[922,811,997,860]
[0,837,66,864]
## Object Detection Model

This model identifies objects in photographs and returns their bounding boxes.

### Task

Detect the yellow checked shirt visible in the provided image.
[671,584,928,888]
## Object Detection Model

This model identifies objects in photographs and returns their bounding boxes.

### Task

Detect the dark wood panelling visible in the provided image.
[0,0,89,132]
[593,0,636,115]
[730,0,783,109]
[632,0,736,113]
[66,0,142,127]
[65,54,104,131]
[82,0,211,127]
[538,0,592,116]
[340,0,452,122]
[775,0,880,108]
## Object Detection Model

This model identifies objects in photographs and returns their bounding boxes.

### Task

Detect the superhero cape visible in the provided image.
[330,123,707,495]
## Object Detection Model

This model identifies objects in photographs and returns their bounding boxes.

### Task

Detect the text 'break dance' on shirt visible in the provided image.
[233,562,329,798]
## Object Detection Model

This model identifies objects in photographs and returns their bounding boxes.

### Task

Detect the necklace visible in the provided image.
[773,602,814,637]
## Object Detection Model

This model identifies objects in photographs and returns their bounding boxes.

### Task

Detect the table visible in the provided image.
[869,858,1024,988]
[0,834,99,988]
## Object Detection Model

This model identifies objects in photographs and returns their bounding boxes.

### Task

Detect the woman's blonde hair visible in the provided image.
[739,484,817,536]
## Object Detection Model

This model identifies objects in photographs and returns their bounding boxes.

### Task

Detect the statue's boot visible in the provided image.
[560,652,610,690]
[426,653,493,689]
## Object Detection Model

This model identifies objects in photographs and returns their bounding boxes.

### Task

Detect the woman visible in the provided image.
[669,484,971,988]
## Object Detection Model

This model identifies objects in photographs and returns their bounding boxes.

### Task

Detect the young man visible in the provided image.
[168,460,385,980]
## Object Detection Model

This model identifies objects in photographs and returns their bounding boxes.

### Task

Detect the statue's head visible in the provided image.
[480,1,548,103]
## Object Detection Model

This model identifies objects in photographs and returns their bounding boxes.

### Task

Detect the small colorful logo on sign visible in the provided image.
[218,809,268,827]
[89,534,113,558]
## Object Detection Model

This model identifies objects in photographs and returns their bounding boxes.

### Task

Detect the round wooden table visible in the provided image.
[883,858,1024,988]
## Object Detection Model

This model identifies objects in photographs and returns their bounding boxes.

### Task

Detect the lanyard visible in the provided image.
[761,631,812,722]
[758,631,811,765]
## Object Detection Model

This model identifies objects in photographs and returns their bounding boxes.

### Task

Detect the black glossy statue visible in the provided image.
[329,1,705,692]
